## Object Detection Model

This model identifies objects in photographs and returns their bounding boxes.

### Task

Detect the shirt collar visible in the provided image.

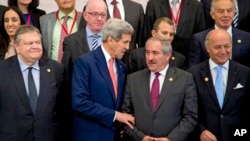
[18,56,40,72]
[58,9,76,19]
[86,26,102,38]
[209,58,229,71]
[150,64,169,77]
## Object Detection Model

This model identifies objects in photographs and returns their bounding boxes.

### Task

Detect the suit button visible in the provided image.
[220,115,223,118]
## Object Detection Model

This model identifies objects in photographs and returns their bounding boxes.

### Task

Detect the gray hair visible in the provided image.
[102,18,134,42]
[14,25,41,44]
[146,36,172,54]
[210,0,235,13]
[205,29,232,48]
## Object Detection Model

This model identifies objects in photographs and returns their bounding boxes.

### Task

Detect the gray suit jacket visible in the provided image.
[122,67,198,141]
[39,11,82,58]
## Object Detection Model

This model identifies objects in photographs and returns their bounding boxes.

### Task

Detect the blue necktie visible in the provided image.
[91,35,99,50]
[215,66,224,108]
[28,67,38,113]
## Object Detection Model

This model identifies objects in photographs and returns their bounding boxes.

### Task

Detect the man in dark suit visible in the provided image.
[188,0,250,68]
[187,29,250,141]
[0,5,7,23]
[71,19,135,141]
[201,0,250,32]
[122,36,198,141]
[143,0,205,57]
[0,25,63,141]
[129,17,186,73]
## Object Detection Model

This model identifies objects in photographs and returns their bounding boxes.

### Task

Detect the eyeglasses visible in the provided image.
[87,12,107,19]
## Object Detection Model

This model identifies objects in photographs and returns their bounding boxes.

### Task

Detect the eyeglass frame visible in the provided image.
[86,11,107,19]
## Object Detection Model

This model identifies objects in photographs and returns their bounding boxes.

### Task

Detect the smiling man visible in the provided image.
[188,0,250,68]
[122,36,198,141]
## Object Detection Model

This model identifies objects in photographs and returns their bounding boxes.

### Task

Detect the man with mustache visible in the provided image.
[122,36,198,141]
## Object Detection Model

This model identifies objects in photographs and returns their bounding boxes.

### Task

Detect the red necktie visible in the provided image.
[109,58,117,98]
[151,72,160,111]
[58,16,68,63]
[111,0,121,19]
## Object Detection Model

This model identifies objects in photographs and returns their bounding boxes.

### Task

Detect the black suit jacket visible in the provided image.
[129,47,187,73]
[0,56,63,141]
[143,0,205,57]
[187,60,250,141]
[188,27,250,68]
[0,5,7,23]
[30,8,46,30]
[201,0,250,32]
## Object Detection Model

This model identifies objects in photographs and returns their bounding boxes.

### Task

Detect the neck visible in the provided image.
[18,4,29,13]
[60,8,74,15]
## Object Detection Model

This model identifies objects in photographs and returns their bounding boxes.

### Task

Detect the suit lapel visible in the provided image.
[160,0,171,17]
[47,13,57,57]
[9,56,32,113]
[36,58,50,115]
[116,60,126,108]
[155,67,176,111]
[200,61,222,108]
[232,28,241,59]
[94,48,117,103]
[78,28,90,53]
[139,70,152,110]
[223,61,238,108]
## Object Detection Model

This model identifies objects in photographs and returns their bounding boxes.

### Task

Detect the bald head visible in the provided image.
[205,29,232,65]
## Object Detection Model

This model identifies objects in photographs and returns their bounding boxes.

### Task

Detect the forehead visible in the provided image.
[5,9,18,17]
[146,40,162,50]
[215,0,234,9]
[19,32,41,41]
[158,22,174,31]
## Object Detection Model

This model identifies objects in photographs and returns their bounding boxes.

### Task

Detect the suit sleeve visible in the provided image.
[122,75,146,140]
[188,34,202,68]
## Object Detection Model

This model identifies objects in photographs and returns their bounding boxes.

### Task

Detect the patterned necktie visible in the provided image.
[151,72,160,111]
[91,35,99,50]
[28,67,38,114]
[111,0,121,19]
[233,0,239,28]
[215,66,224,108]
[171,0,179,17]
[109,58,117,98]
[58,16,68,63]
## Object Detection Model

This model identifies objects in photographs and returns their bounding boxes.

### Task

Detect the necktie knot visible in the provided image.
[171,0,179,6]
[155,72,160,78]
[216,66,223,73]
[91,34,99,50]
[111,0,118,5]
[63,16,69,23]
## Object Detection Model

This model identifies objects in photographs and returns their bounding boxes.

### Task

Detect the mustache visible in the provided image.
[148,60,156,64]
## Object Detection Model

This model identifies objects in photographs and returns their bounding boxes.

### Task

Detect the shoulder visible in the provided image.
[32,8,46,15]
[40,12,56,20]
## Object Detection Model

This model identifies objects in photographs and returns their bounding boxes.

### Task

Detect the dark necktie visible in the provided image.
[215,66,224,108]
[28,67,38,113]
[111,0,121,19]
[151,72,160,111]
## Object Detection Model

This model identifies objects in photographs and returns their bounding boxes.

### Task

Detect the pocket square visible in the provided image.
[233,83,244,89]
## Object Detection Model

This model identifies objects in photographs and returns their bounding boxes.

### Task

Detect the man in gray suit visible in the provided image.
[39,0,82,62]
[122,36,198,141]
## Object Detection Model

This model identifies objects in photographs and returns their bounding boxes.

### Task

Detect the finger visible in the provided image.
[126,121,134,129]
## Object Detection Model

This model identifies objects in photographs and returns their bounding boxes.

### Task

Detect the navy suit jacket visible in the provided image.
[188,27,250,68]
[187,60,250,141]
[71,47,127,141]
[0,56,63,141]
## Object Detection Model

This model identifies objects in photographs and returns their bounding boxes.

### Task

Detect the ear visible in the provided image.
[210,11,215,20]
[151,30,157,37]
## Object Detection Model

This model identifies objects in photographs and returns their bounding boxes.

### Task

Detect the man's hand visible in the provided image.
[200,130,217,141]
[115,111,135,129]
[153,137,170,141]
[142,135,155,141]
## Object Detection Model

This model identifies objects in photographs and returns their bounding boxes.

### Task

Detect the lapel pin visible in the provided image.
[237,39,241,44]
[169,77,173,81]
[171,56,175,60]
[47,68,51,73]
[204,77,209,82]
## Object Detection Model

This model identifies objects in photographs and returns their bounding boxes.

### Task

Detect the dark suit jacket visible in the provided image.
[0,56,63,141]
[201,0,250,32]
[122,67,198,141]
[188,27,250,68]
[187,60,250,141]
[62,27,90,84]
[129,47,187,73]
[71,47,127,141]
[0,5,7,23]
[143,0,205,57]
[30,8,46,30]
